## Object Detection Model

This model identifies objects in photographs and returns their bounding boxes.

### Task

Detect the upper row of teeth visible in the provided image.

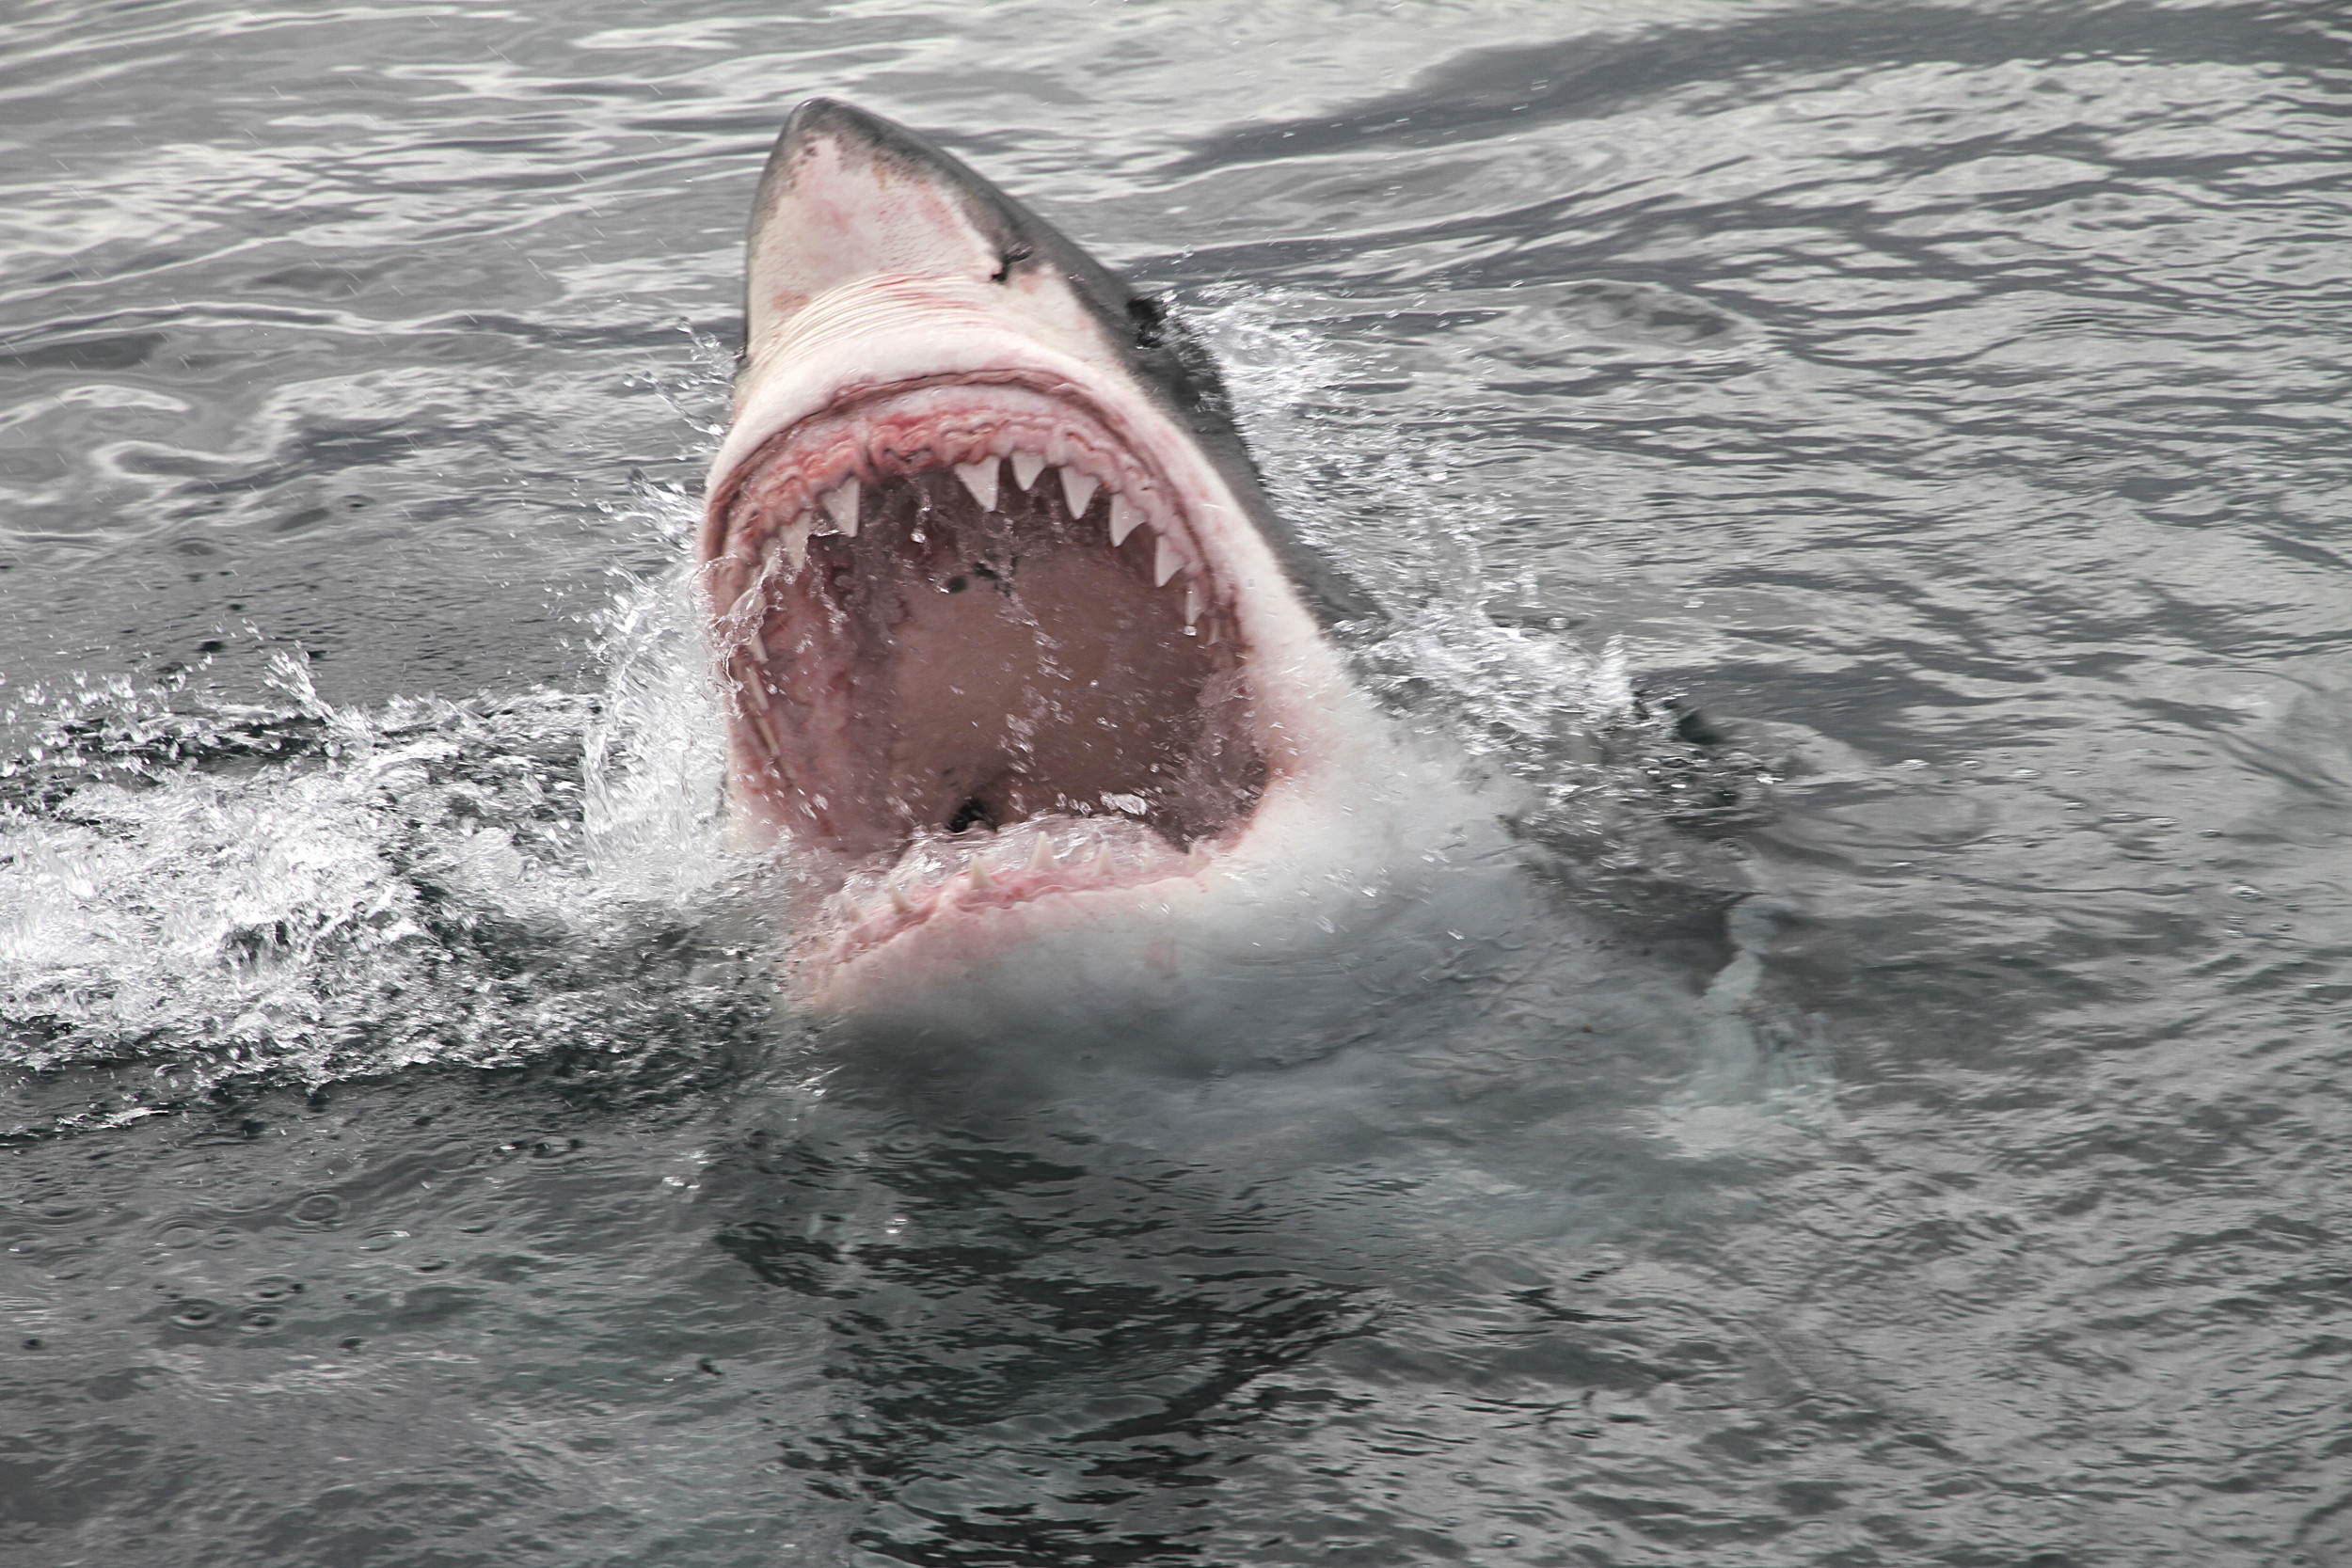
[741,442,1217,635]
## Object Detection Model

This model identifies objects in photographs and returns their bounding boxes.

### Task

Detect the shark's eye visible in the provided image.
[989,245,1034,284]
[1127,294,1166,348]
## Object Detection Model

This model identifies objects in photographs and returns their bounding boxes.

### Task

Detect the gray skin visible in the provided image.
[743,98,1377,626]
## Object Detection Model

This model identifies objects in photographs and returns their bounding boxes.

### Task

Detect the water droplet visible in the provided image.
[170,1299,225,1329]
[290,1193,347,1226]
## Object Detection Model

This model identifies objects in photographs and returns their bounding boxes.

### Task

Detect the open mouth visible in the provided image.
[704,374,1268,961]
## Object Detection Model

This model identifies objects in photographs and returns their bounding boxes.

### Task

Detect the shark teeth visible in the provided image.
[954,459,999,511]
[1108,492,1143,547]
[819,478,860,535]
[723,420,1250,848]
[772,527,808,577]
[737,445,1215,625]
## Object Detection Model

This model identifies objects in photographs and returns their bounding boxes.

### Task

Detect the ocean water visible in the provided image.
[5,2,2351,1563]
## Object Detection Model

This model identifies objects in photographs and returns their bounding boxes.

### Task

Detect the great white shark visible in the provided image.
[701,99,1476,1024]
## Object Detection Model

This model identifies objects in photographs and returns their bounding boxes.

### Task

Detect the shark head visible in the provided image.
[701,99,1387,1015]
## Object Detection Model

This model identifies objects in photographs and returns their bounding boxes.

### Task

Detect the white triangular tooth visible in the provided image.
[1093,843,1116,877]
[1184,584,1201,627]
[1108,493,1142,547]
[1027,834,1055,872]
[1011,451,1045,491]
[1061,467,1099,518]
[954,460,999,511]
[749,707,784,757]
[888,879,914,913]
[967,856,993,891]
[709,562,747,616]
[771,522,809,575]
[819,479,860,536]
[1154,535,1180,587]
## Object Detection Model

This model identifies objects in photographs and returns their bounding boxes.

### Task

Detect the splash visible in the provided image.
[1184,291,1756,875]
[0,586,761,1102]
[0,308,1751,1107]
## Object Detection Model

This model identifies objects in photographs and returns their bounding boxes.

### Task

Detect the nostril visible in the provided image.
[946,797,994,833]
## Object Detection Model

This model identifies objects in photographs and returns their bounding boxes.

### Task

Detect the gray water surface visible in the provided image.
[6,2,2352,1564]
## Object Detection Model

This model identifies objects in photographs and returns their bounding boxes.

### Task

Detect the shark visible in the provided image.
[699,99,1436,1022]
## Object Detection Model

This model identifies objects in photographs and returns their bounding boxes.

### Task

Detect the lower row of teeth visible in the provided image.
[830,820,1207,925]
[732,457,1220,641]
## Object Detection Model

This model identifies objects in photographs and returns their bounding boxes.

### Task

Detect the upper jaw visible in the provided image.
[709,272,1129,490]
[700,275,1349,737]
[704,374,1226,633]
[702,275,1320,660]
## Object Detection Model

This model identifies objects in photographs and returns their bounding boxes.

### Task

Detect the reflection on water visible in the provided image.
[6,0,2352,1563]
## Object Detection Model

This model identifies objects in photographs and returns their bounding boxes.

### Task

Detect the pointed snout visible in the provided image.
[744,99,1026,340]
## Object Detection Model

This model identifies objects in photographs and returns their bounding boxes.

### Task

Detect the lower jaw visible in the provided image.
[779,807,1216,985]
[791,855,1220,1010]
[774,742,1401,1022]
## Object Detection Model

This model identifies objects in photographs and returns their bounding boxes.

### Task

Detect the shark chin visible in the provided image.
[701,99,1405,1024]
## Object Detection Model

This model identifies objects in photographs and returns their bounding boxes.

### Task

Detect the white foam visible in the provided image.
[579,554,739,906]
[0,543,759,1090]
